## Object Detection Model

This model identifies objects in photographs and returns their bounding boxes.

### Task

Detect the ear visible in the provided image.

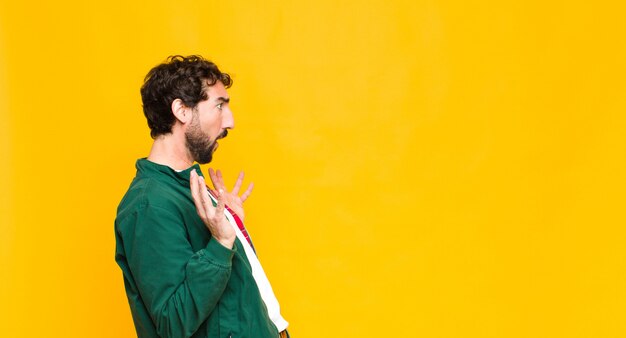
[171,99,193,124]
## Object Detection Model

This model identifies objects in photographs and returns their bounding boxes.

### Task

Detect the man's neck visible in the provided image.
[147,133,194,171]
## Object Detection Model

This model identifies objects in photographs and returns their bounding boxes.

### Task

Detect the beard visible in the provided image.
[185,114,228,164]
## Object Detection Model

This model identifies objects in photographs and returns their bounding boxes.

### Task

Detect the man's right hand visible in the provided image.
[190,170,236,249]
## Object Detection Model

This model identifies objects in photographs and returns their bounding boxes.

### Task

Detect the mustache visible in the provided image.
[217,130,228,140]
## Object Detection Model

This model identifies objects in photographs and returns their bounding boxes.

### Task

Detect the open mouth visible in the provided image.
[218,130,228,140]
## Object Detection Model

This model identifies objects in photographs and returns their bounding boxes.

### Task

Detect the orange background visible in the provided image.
[1,1,626,337]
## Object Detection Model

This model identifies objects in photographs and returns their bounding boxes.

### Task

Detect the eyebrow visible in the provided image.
[216,97,230,103]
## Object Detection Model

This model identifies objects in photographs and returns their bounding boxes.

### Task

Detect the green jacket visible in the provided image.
[115,159,279,338]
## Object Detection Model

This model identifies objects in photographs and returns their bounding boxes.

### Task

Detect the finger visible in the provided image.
[190,170,198,202]
[215,188,226,217]
[208,168,222,191]
[198,175,216,218]
[190,171,207,220]
[240,182,254,202]
[216,169,226,190]
[232,171,244,195]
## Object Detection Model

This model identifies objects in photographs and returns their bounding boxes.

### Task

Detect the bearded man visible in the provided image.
[115,55,289,338]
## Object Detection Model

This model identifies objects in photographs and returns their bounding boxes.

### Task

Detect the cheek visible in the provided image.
[200,114,222,135]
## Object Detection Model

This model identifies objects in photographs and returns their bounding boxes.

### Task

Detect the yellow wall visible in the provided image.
[1,1,626,337]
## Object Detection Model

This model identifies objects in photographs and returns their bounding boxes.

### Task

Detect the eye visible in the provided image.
[217,103,223,110]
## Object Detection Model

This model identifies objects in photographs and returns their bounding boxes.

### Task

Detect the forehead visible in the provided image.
[204,81,229,101]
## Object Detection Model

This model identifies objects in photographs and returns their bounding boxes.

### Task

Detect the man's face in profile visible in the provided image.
[185,81,234,164]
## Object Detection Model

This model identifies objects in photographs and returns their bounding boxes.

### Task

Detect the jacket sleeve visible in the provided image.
[124,204,234,338]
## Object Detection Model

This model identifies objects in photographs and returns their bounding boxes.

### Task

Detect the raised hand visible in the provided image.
[207,168,254,221]
[190,170,236,249]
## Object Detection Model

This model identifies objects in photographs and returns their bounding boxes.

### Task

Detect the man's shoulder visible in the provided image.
[114,174,197,257]
[116,174,188,223]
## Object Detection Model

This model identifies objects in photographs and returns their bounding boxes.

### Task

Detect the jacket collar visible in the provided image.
[135,158,203,186]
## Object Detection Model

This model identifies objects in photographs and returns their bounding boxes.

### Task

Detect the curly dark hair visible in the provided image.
[140,55,233,138]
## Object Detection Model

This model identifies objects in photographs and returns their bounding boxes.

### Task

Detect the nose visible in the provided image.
[222,106,234,129]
